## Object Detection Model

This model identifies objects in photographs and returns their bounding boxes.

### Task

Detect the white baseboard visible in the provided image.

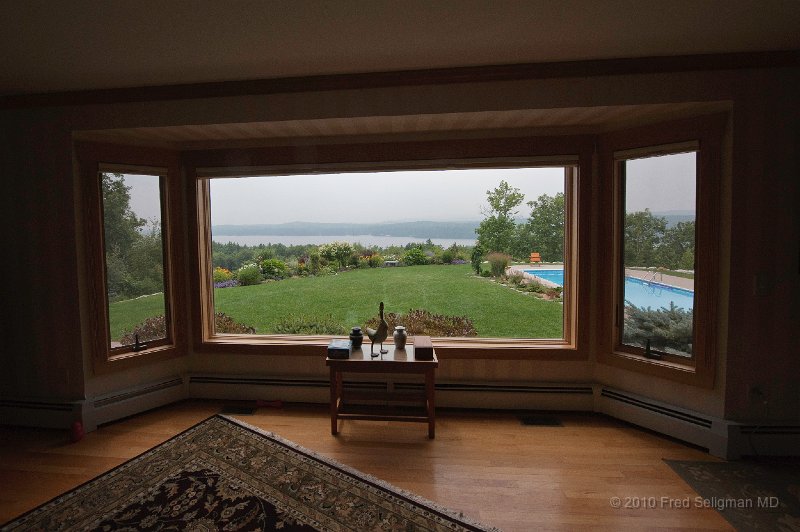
[5,374,798,459]
[82,376,186,431]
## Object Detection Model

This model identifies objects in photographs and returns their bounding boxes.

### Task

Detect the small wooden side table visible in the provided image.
[326,344,438,438]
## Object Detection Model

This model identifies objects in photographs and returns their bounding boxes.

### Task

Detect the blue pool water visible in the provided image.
[523,269,565,285]
[523,269,694,310]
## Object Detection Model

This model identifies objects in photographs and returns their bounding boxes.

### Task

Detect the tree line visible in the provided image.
[102,173,165,302]
[474,180,695,271]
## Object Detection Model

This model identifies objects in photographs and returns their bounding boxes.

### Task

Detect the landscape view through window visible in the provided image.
[207,167,568,340]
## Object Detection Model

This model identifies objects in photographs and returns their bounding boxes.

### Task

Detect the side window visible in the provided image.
[600,114,725,387]
[79,146,185,373]
[101,172,170,351]
[617,150,697,359]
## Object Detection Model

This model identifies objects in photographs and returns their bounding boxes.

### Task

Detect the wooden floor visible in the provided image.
[0,400,733,531]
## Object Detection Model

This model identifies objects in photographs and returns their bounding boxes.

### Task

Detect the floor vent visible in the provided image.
[519,413,563,426]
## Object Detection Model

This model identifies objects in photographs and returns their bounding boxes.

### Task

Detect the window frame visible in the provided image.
[184,135,593,360]
[598,115,727,387]
[78,143,186,374]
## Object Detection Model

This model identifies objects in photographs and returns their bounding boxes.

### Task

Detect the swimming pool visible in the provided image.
[523,269,694,310]
[523,268,565,285]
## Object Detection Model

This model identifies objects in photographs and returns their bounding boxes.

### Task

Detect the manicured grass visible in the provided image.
[214,264,563,338]
[108,293,166,341]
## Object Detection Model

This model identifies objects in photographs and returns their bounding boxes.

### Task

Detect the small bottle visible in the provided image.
[349,327,364,348]
[393,326,407,349]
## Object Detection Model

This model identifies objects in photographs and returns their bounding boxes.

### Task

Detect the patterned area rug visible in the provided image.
[2,415,498,531]
[665,459,800,531]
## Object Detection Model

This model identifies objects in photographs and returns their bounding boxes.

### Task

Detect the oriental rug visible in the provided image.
[665,459,800,531]
[2,415,498,531]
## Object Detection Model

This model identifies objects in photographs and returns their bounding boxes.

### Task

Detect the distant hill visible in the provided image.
[212,221,480,240]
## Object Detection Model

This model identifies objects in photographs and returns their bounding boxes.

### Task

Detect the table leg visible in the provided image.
[425,368,436,439]
[329,367,340,435]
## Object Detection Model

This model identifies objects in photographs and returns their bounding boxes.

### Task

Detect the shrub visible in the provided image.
[365,308,477,337]
[236,263,262,286]
[487,252,511,277]
[120,312,254,343]
[505,271,525,286]
[470,244,484,275]
[260,258,288,279]
[213,266,233,283]
[308,251,322,274]
[119,315,167,344]
[318,241,354,269]
[214,312,256,334]
[273,314,347,335]
[526,281,545,293]
[403,247,428,266]
[623,302,693,355]
[368,254,384,268]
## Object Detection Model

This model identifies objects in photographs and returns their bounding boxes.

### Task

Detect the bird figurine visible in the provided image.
[365,301,389,357]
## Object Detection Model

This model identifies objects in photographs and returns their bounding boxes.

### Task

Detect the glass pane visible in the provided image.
[621,152,696,357]
[207,167,567,339]
[101,172,167,349]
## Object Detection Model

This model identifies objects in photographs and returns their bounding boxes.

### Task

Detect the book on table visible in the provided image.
[327,339,352,359]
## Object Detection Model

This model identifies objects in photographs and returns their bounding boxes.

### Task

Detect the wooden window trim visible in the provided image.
[77,142,187,374]
[597,114,727,387]
[184,136,594,360]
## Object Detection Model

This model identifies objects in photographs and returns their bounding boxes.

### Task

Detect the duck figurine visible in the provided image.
[365,301,389,356]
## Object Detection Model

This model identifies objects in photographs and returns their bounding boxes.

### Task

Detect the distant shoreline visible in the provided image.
[212,234,476,247]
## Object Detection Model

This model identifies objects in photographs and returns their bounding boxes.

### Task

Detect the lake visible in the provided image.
[212,234,477,247]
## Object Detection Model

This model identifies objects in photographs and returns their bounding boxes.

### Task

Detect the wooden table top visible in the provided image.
[326,344,438,370]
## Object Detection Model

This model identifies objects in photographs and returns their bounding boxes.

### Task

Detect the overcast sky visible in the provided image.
[124,153,695,225]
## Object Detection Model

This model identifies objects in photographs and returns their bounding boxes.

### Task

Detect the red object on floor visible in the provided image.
[70,421,84,442]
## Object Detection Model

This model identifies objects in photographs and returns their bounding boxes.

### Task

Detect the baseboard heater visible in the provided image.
[726,424,800,459]
[597,386,731,456]
[0,398,82,429]
[395,382,594,410]
[84,376,185,431]
[188,375,594,410]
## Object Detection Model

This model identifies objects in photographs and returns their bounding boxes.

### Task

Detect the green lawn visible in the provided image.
[108,293,166,341]
[109,264,564,340]
[214,264,562,338]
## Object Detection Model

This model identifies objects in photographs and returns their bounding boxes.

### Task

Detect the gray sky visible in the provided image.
[625,151,696,213]
[124,154,695,224]
[208,167,565,224]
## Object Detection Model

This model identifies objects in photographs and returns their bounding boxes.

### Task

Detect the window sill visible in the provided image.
[599,349,713,388]
[198,334,586,360]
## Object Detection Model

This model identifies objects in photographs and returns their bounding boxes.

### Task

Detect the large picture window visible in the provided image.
[188,136,591,358]
[203,167,570,340]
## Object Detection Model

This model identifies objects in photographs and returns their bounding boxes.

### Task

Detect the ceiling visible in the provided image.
[2,0,800,96]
